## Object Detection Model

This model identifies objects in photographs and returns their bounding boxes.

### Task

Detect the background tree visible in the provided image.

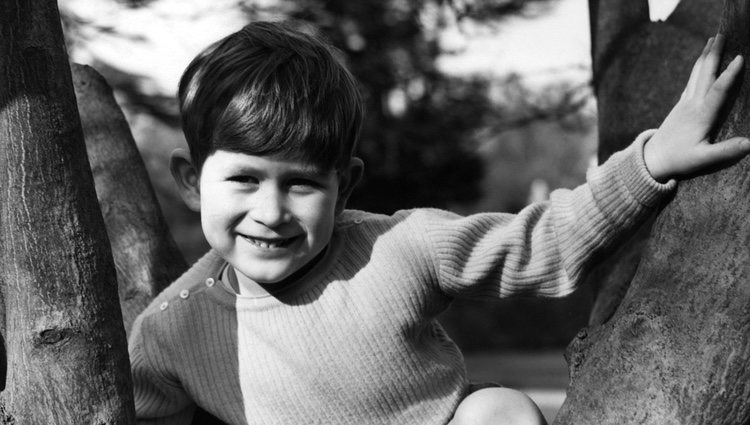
[556,0,750,423]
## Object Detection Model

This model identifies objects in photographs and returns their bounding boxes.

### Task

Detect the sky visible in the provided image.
[437,0,682,83]
[649,0,681,21]
[436,0,591,80]
[62,0,248,96]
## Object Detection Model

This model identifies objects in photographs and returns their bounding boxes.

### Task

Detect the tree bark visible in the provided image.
[0,0,134,423]
[72,64,187,336]
[585,0,719,326]
[72,60,221,425]
[556,0,750,423]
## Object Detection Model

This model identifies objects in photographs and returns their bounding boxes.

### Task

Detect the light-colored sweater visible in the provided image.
[129,132,674,425]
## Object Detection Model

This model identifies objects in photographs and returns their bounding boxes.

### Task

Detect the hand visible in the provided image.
[644,34,750,182]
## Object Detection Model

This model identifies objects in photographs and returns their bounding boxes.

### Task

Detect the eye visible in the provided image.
[287,178,323,192]
[226,175,259,185]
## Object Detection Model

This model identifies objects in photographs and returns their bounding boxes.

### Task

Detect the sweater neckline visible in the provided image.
[208,231,343,308]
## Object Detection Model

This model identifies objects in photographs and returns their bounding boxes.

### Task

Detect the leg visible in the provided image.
[448,387,547,425]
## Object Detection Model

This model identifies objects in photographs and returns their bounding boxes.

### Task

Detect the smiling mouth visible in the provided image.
[241,235,298,249]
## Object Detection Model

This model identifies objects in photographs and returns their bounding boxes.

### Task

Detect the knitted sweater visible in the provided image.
[129,132,674,425]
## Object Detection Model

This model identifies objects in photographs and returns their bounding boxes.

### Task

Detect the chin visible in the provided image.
[245,268,294,285]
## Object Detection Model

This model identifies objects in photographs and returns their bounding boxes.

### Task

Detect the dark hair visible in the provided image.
[178,21,364,171]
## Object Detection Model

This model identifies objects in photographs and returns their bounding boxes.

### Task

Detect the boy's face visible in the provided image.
[197,150,346,288]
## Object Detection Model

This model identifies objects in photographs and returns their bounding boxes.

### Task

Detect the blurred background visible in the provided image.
[58,0,681,418]
[60,0,603,352]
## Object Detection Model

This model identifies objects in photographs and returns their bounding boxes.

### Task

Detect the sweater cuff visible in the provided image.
[599,130,676,209]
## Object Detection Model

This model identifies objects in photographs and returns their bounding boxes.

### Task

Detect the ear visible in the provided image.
[169,148,202,212]
[335,157,364,215]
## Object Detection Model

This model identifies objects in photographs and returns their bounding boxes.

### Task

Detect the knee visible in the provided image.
[450,387,547,425]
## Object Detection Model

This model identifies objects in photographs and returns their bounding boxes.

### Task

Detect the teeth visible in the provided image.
[246,236,286,248]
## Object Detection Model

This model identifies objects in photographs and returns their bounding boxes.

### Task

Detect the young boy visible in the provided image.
[129,22,749,425]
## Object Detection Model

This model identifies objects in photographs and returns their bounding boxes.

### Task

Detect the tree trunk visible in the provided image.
[556,0,750,423]
[0,0,134,423]
[585,0,719,326]
[71,60,222,425]
[71,64,187,336]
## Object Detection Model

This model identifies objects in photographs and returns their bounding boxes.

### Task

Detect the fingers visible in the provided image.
[697,136,750,167]
[695,34,724,95]
[704,55,744,112]
[684,37,715,98]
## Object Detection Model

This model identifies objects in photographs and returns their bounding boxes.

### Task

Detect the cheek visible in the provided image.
[303,198,338,236]
[198,185,241,229]
[199,209,224,243]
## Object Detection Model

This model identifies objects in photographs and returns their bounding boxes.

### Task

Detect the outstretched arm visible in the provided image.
[644,34,750,182]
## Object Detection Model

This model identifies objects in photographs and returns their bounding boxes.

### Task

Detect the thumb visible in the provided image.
[697,137,750,168]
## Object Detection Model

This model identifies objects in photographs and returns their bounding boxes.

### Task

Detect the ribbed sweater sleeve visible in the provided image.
[430,131,674,299]
[130,329,195,424]
[130,251,225,425]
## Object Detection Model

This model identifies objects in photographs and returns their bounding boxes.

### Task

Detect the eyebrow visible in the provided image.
[274,160,329,176]
[228,162,331,179]
[286,167,330,179]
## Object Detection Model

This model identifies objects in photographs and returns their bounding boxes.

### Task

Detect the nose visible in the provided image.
[249,185,290,227]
